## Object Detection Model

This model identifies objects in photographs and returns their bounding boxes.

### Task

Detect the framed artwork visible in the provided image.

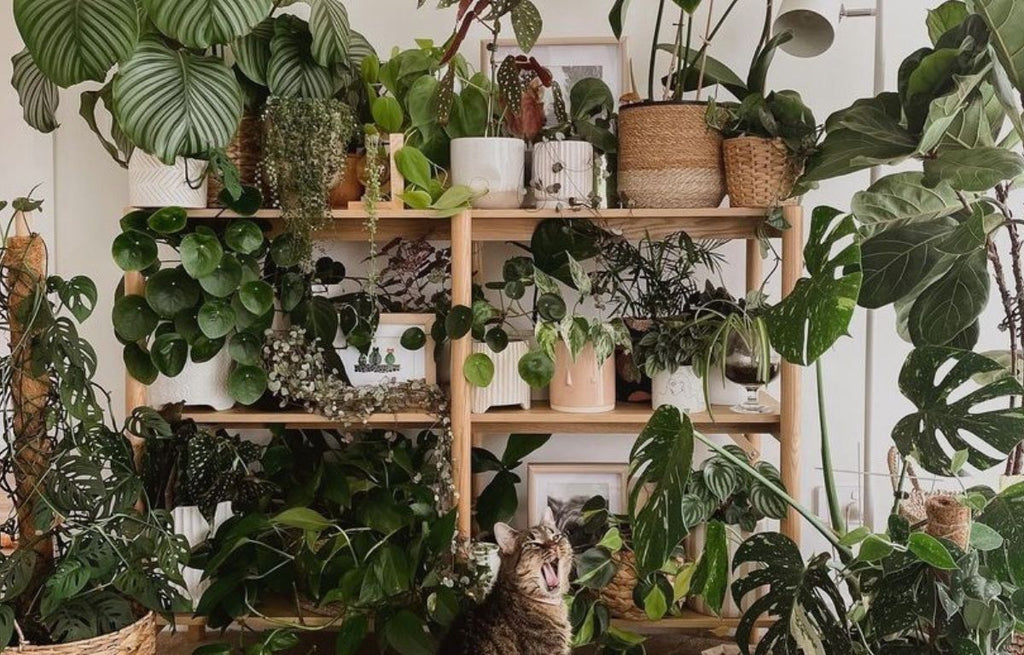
[335,313,436,386]
[481,37,630,124]
[527,463,628,542]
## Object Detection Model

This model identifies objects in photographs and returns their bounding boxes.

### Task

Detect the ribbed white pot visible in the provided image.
[686,523,762,618]
[532,140,595,209]
[651,366,703,413]
[147,349,234,411]
[471,341,531,413]
[172,502,233,608]
[451,137,525,208]
[129,152,208,208]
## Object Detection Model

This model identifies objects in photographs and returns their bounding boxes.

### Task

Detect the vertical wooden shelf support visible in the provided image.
[744,239,764,463]
[450,210,474,539]
[779,205,804,544]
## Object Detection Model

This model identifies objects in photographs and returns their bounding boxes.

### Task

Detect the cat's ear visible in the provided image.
[494,522,518,554]
[541,506,557,530]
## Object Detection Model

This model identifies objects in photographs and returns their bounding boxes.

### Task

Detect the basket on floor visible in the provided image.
[208,110,266,206]
[17,613,156,655]
[723,136,799,208]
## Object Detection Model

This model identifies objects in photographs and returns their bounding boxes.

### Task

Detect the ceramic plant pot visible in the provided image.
[686,523,762,618]
[172,502,233,609]
[549,342,615,413]
[450,137,526,208]
[471,341,531,413]
[651,365,703,413]
[147,348,234,411]
[532,140,595,209]
[129,151,208,208]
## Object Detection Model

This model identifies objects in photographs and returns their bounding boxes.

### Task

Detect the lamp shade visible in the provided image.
[773,0,839,57]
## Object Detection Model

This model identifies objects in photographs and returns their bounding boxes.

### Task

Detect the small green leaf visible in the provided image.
[198,298,236,339]
[401,327,426,351]
[151,332,188,376]
[227,364,267,405]
[124,343,158,384]
[372,96,404,133]
[228,331,263,366]
[146,267,201,318]
[224,220,264,253]
[112,230,158,272]
[445,305,473,339]
[907,532,958,570]
[858,535,894,562]
[113,295,159,342]
[270,507,332,531]
[147,206,187,234]
[395,146,432,190]
[180,232,224,278]
[517,349,555,388]
[969,522,1004,551]
[239,280,275,316]
[643,584,668,621]
[463,352,495,387]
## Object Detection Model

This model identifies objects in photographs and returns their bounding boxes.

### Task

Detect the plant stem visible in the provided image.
[667,7,685,101]
[675,15,694,102]
[817,360,845,535]
[648,0,667,101]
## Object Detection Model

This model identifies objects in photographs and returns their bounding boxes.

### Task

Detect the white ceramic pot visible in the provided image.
[147,348,234,411]
[471,341,531,413]
[470,542,501,596]
[651,365,703,413]
[129,151,208,208]
[450,137,526,209]
[686,523,762,618]
[172,502,233,608]
[705,372,743,406]
[532,140,595,209]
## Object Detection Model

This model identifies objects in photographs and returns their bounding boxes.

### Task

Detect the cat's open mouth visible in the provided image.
[541,561,560,592]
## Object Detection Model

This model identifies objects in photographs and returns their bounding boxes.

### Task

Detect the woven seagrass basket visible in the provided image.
[617,102,725,209]
[1008,632,1024,655]
[16,613,156,655]
[208,110,266,207]
[888,447,953,527]
[722,136,800,208]
[600,550,647,620]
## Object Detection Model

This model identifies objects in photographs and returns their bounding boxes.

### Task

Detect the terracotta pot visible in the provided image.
[329,153,365,207]
[550,342,615,413]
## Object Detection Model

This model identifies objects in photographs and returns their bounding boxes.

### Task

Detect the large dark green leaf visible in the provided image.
[232,17,274,86]
[851,172,961,225]
[267,16,340,99]
[530,218,604,285]
[690,520,728,615]
[13,0,139,87]
[922,147,1024,192]
[978,482,1024,585]
[892,347,1024,475]
[11,49,59,133]
[657,44,746,99]
[475,470,518,534]
[113,37,243,164]
[907,248,988,346]
[731,533,851,655]
[927,1,969,46]
[765,206,861,365]
[307,0,351,67]
[858,218,957,309]
[801,120,917,183]
[628,406,694,575]
[975,0,1024,93]
[383,609,435,655]
[142,0,273,49]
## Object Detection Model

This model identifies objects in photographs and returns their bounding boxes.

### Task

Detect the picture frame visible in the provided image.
[335,313,436,386]
[527,463,628,529]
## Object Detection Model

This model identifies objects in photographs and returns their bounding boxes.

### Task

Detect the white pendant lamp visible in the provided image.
[773,0,840,57]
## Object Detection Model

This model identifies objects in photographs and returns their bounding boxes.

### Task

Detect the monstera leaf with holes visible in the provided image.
[892,347,1024,475]
[732,533,852,655]
[765,206,862,366]
[628,406,695,576]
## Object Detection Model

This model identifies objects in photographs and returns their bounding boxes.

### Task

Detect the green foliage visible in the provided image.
[707,90,820,165]
[472,434,550,534]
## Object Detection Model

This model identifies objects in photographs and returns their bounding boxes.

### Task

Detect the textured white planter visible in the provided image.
[686,523,762,618]
[147,348,234,411]
[451,137,525,208]
[705,372,743,406]
[532,140,595,209]
[129,152,208,208]
[471,341,531,413]
[470,542,501,596]
[651,366,703,413]
[172,502,233,609]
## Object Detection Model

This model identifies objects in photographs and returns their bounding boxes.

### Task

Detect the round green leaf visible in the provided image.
[199,253,243,298]
[463,352,495,388]
[147,206,187,234]
[180,232,224,278]
[151,332,188,376]
[401,327,427,351]
[517,349,554,388]
[239,280,274,316]
[191,335,226,363]
[145,267,201,318]
[372,96,404,133]
[198,298,236,339]
[112,230,158,272]
[485,327,509,353]
[270,233,301,267]
[113,295,159,342]
[142,0,274,50]
[228,364,268,405]
[278,271,306,312]
[123,343,158,384]
[445,305,473,339]
[219,185,263,216]
[229,331,263,366]
[536,293,566,321]
[174,309,202,344]
[224,220,264,254]
[504,279,525,300]
[233,295,274,333]
[113,37,243,164]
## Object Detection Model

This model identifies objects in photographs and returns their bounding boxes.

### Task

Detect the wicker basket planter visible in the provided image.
[722,136,800,208]
[600,551,647,620]
[329,154,366,207]
[617,101,725,209]
[17,613,156,655]
[207,110,265,207]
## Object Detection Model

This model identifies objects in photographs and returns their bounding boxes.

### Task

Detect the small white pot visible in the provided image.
[147,348,234,411]
[705,372,743,406]
[471,341,531,413]
[532,140,595,209]
[129,152,208,208]
[172,502,233,609]
[470,542,501,596]
[686,523,763,618]
[451,137,526,209]
[651,366,703,413]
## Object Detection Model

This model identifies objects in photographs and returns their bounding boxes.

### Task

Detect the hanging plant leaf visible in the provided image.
[850,172,961,225]
[463,352,495,388]
[907,248,988,347]
[858,217,957,309]
[267,16,340,99]
[892,347,1024,475]
[198,298,237,339]
[445,305,473,339]
[400,327,426,351]
[238,280,274,316]
[220,186,263,217]
[80,82,133,167]
[485,327,509,353]
[228,365,268,405]
[517,349,554,388]
[628,406,695,576]
[123,343,158,385]
[765,206,862,365]
[732,533,851,655]
[199,254,244,298]
[142,0,273,50]
[180,232,225,279]
[113,37,242,164]
[112,230,158,272]
[112,295,159,342]
[307,0,352,67]
[13,0,139,87]
[147,206,188,234]
[11,49,59,133]
[228,331,263,366]
[145,268,202,319]
[270,232,302,268]
[151,332,188,377]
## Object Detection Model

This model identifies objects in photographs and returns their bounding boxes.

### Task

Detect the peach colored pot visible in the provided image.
[550,342,615,413]
[329,154,365,207]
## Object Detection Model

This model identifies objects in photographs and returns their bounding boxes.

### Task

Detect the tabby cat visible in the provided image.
[439,509,573,655]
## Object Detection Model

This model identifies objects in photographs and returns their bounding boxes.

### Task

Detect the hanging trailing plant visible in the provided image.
[262,97,355,259]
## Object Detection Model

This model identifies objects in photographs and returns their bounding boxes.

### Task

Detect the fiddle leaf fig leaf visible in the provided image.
[907,248,989,347]
[765,206,861,365]
[922,146,1024,192]
[892,347,1024,475]
[858,217,957,309]
[851,172,961,225]
[731,533,851,655]
[927,1,969,46]
[801,105,916,183]
[629,406,695,576]
[975,0,1024,94]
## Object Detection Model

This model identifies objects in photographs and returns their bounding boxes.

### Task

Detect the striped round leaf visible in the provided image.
[267,16,340,99]
[749,461,788,519]
[702,458,741,502]
[347,29,377,70]
[233,18,274,85]
[308,0,351,67]
[11,49,59,133]
[13,0,139,87]
[113,37,243,164]
[142,0,273,49]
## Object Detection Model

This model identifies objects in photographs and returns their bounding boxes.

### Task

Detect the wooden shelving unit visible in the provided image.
[127,204,804,637]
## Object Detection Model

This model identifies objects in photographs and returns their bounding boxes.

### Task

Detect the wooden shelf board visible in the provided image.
[472,400,780,436]
[180,406,439,428]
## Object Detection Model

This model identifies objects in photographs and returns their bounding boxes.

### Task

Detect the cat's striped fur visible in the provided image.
[439,510,573,655]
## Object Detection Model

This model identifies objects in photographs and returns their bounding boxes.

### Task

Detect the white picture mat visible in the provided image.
[527,463,628,526]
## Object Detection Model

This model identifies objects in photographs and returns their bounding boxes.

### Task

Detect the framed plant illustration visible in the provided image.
[334,313,436,386]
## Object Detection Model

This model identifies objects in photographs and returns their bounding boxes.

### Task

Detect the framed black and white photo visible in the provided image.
[335,313,436,386]
[527,463,627,543]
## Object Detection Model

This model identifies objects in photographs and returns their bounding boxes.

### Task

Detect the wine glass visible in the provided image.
[724,333,780,413]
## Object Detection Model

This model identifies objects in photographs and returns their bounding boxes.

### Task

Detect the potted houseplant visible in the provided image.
[635,319,705,413]
[533,77,619,209]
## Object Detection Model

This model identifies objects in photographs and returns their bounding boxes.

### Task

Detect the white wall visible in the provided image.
[1,0,996,557]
